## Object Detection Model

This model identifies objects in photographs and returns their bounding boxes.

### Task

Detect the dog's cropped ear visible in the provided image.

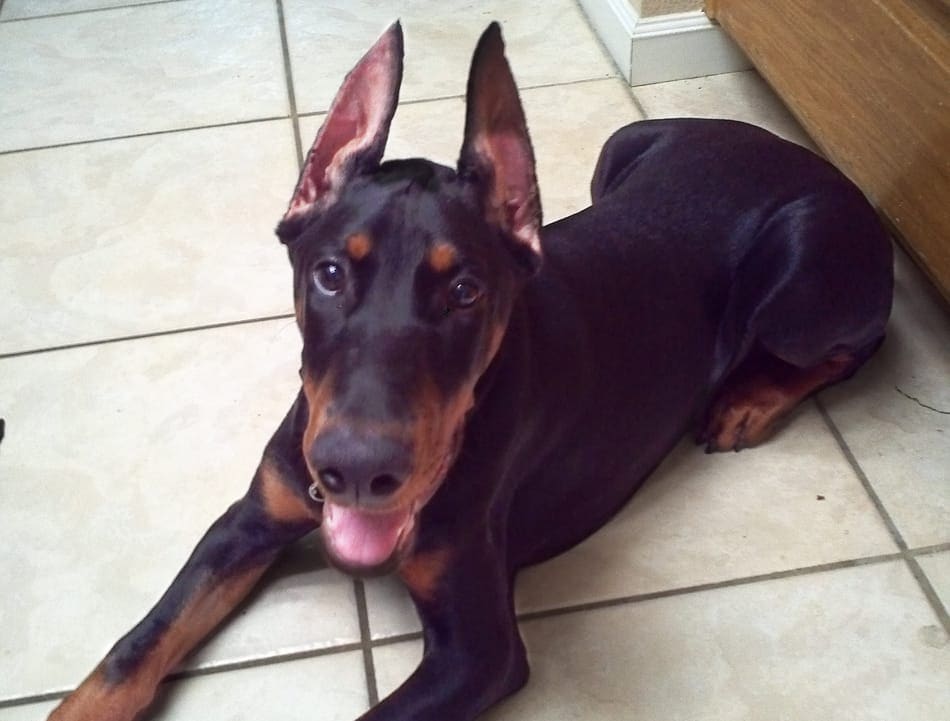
[277,21,404,240]
[458,22,541,270]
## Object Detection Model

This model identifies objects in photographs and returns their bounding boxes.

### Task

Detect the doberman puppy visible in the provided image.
[50,21,892,721]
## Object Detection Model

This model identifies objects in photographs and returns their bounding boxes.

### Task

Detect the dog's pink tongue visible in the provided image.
[323,503,410,569]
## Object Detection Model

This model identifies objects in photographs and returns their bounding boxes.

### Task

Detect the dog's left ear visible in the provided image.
[278,21,404,240]
[458,23,542,270]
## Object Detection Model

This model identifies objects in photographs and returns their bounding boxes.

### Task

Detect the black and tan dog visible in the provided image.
[50,21,892,721]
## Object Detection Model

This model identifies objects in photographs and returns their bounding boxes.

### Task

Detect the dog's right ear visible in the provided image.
[276,22,404,242]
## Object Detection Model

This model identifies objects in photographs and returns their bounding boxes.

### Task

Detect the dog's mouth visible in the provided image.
[316,425,465,575]
[320,500,418,574]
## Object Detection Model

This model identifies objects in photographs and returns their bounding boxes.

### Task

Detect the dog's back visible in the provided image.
[504,119,893,564]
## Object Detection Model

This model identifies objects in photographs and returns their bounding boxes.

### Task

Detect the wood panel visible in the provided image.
[706,0,950,304]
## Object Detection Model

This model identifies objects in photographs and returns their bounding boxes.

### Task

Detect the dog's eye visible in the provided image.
[449,278,482,309]
[313,262,346,296]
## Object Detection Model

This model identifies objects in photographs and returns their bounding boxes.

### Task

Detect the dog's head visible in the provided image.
[275,22,541,574]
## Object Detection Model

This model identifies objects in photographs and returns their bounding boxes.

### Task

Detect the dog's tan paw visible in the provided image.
[699,382,790,453]
[700,401,779,452]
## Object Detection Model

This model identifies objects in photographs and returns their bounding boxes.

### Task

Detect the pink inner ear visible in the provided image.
[285,102,369,217]
[459,24,541,257]
[476,132,541,254]
[284,26,401,221]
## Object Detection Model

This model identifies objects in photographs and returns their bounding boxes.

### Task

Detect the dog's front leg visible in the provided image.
[362,546,526,721]
[47,455,317,721]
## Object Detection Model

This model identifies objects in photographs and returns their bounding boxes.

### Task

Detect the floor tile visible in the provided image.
[15,651,369,721]
[0,701,58,721]
[0,0,286,151]
[0,120,299,355]
[373,562,950,720]
[284,0,616,114]
[0,320,360,702]
[916,551,950,610]
[632,70,816,147]
[157,652,368,721]
[363,575,419,640]
[372,639,423,704]
[516,406,898,614]
[0,0,166,20]
[363,405,899,638]
[521,79,642,222]
[300,77,643,225]
[820,251,950,548]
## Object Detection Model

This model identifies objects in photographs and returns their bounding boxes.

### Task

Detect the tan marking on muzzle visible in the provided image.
[392,319,511,508]
[301,371,336,481]
[408,381,470,495]
[487,320,507,364]
[304,319,510,509]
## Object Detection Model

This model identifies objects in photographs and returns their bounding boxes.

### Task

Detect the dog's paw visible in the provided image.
[699,402,778,453]
[698,383,789,453]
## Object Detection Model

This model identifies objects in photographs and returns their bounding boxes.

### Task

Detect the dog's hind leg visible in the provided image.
[699,196,893,453]
[698,343,877,452]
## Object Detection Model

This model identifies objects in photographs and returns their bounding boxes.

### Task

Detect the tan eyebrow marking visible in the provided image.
[427,241,458,273]
[345,232,373,261]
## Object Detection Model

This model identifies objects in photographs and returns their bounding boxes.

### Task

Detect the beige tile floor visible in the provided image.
[0,1,947,719]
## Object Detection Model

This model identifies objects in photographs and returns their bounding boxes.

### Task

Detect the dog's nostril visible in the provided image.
[319,468,346,494]
[369,474,402,497]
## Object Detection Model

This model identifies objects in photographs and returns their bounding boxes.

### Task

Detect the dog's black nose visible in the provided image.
[309,427,411,505]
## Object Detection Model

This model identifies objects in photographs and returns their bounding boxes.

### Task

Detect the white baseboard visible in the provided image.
[578,0,751,86]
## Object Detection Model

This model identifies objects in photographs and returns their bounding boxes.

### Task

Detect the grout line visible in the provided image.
[398,75,622,111]
[817,397,950,633]
[293,75,623,136]
[815,398,908,551]
[516,552,905,625]
[275,0,304,169]
[296,92,460,120]
[504,73,621,95]
[0,690,64,711]
[625,84,651,119]
[0,0,188,23]
[363,553,907,647]
[0,76,617,159]
[0,115,291,157]
[166,642,365,682]
[909,541,950,557]
[354,580,381,707]
[0,642,365,710]
[369,630,424,648]
[0,313,295,361]
[904,555,950,634]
